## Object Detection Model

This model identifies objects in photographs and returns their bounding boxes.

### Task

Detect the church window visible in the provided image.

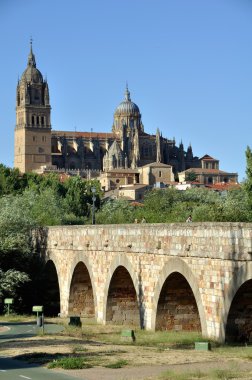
[208,177,213,184]
[159,171,162,177]
[144,147,148,156]
[41,116,44,125]
[37,116,39,125]
[32,116,35,125]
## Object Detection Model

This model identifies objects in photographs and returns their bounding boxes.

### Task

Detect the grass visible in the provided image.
[0,314,34,323]
[48,356,92,369]
[160,370,206,379]
[104,359,128,368]
[63,319,206,349]
[214,344,252,360]
[2,315,252,377]
[72,345,88,354]
[159,368,245,380]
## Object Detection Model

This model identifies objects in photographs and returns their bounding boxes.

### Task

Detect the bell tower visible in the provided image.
[14,41,52,173]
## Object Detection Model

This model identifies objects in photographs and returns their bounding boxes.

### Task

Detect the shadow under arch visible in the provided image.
[223,262,252,343]
[103,255,140,326]
[151,257,207,336]
[43,259,60,316]
[67,253,97,319]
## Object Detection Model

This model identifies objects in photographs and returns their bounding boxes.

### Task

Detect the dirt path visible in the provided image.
[2,322,252,380]
[57,359,252,380]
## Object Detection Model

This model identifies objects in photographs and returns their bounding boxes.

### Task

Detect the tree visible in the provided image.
[63,177,101,220]
[0,165,25,196]
[96,199,135,224]
[185,171,197,182]
[244,146,252,208]
[0,194,36,311]
[0,269,30,299]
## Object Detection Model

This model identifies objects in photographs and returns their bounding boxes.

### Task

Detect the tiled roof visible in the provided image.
[207,182,240,190]
[184,168,237,175]
[200,154,218,161]
[141,162,172,168]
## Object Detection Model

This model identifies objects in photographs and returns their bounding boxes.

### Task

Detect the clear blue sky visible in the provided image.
[1,0,252,181]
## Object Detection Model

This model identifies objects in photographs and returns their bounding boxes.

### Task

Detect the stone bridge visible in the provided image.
[39,222,252,343]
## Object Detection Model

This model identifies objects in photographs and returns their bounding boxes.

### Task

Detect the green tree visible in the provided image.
[0,165,25,196]
[0,194,36,310]
[185,171,197,182]
[96,199,135,224]
[244,146,252,209]
[63,177,101,221]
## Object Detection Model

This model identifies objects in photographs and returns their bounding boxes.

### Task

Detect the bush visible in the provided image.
[48,356,92,369]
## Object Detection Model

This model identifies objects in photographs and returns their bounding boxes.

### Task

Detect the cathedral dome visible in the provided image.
[21,42,43,84]
[21,66,43,83]
[114,86,140,115]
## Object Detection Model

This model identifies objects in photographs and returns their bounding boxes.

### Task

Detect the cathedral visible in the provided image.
[14,43,238,186]
[14,42,200,174]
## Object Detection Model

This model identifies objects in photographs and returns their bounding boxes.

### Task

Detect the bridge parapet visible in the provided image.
[44,222,252,261]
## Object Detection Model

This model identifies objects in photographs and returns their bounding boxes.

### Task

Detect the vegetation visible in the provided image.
[185,171,197,182]
[48,356,92,369]
[159,368,243,380]
[2,317,252,378]
[0,166,102,313]
[104,359,128,368]
[0,145,252,313]
[244,146,252,209]
[96,186,252,224]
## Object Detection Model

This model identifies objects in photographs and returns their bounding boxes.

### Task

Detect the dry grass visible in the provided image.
[1,316,252,379]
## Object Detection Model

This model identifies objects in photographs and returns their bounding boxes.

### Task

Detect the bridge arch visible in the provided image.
[150,257,207,336]
[223,262,252,342]
[103,255,140,326]
[67,254,97,319]
[43,259,60,316]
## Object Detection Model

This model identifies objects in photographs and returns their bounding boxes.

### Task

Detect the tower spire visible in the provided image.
[28,37,36,67]
[125,82,131,101]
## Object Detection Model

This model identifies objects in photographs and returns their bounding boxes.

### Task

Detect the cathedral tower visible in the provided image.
[112,85,144,138]
[14,41,52,173]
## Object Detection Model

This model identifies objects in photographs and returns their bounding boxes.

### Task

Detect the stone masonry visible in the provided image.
[40,223,252,342]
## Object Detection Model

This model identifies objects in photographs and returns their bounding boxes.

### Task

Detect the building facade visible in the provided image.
[14,42,52,173]
[14,44,238,184]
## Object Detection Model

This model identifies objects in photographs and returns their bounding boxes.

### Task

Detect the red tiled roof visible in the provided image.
[207,182,240,190]
[200,154,218,161]
[184,168,237,175]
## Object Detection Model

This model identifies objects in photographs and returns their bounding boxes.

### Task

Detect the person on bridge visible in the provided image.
[186,215,192,223]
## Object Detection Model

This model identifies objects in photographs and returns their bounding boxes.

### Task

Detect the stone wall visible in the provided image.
[39,222,252,342]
